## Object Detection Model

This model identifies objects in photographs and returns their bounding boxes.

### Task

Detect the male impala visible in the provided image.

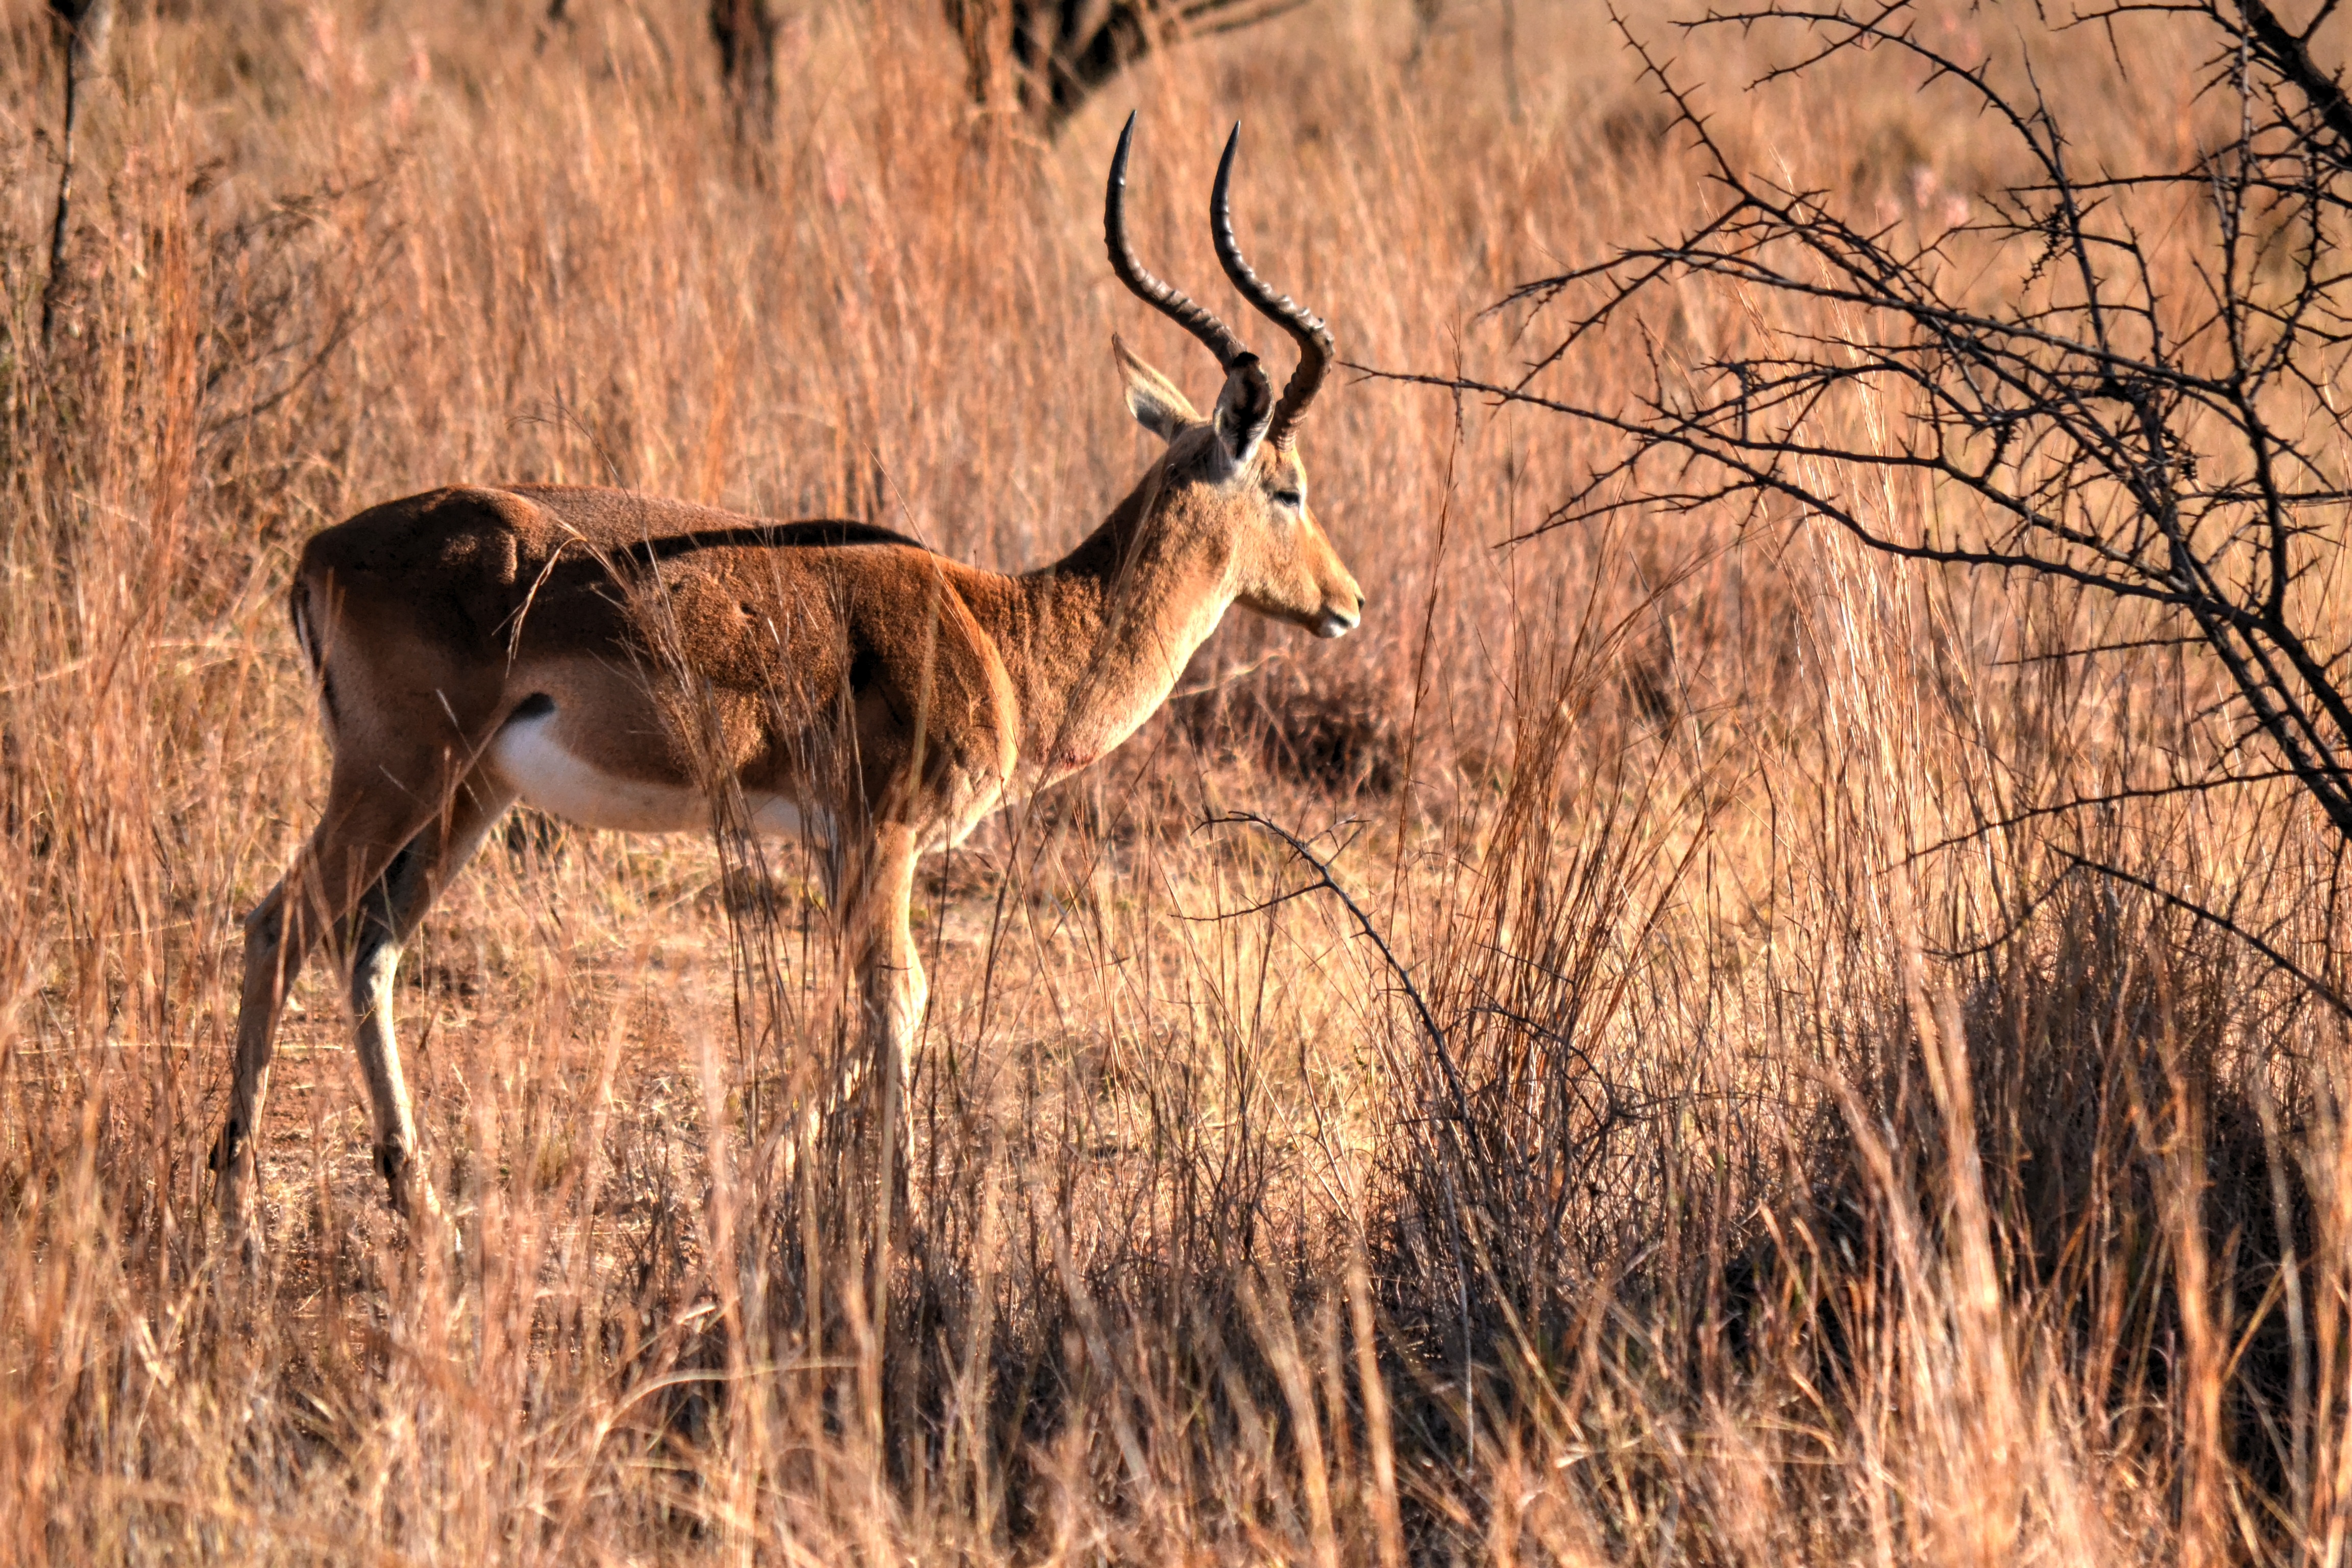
[211,117,1362,1237]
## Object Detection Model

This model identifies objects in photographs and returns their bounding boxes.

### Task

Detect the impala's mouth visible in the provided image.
[1312,606,1361,639]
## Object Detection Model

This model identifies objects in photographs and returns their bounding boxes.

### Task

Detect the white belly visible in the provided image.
[487,712,827,840]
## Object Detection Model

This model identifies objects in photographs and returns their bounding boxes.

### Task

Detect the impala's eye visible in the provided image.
[1272,489,1305,510]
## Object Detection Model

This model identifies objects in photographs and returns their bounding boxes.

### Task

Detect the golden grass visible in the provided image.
[4,1,2350,1561]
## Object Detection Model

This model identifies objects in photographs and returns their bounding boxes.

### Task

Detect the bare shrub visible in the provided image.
[1177,665,1406,797]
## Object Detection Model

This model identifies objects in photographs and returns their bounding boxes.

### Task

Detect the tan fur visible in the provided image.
[211,377,1362,1237]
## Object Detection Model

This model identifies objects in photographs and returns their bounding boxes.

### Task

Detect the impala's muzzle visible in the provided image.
[1313,585,1364,640]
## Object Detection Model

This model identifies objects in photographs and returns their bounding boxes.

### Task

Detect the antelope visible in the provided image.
[210,116,1362,1239]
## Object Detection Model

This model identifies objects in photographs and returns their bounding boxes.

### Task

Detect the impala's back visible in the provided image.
[295,482,1023,847]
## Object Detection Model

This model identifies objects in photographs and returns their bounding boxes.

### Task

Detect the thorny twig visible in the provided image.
[1198,810,1471,1124]
[2056,850,2352,1019]
[1370,1,2352,999]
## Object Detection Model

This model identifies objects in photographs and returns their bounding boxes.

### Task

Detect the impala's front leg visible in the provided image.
[346,768,517,1221]
[839,822,925,1204]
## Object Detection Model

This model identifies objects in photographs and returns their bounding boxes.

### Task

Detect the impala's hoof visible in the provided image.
[213,1136,263,1265]
[217,1192,264,1271]
[375,1143,419,1208]
[207,1116,243,1175]
[376,1145,463,1268]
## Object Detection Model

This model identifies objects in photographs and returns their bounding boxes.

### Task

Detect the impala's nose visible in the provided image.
[1314,586,1363,639]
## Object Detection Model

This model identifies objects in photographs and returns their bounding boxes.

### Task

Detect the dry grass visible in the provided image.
[4,1,2350,1561]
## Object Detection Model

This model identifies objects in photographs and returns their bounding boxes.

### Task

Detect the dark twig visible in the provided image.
[1199,811,1471,1123]
[1901,768,2308,863]
[2056,850,2352,1019]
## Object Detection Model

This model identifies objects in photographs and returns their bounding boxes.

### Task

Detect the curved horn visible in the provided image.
[1106,113,1254,373]
[1211,125,1333,450]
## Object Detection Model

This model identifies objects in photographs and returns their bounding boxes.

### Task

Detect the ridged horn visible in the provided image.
[1211,125,1333,450]
[1106,112,1256,374]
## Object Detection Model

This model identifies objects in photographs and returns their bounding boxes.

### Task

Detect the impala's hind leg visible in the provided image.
[215,876,300,1241]
[347,767,518,1219]
[213,745,476,1245]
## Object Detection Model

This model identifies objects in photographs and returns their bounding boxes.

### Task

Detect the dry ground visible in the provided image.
[5,1,2352,1562]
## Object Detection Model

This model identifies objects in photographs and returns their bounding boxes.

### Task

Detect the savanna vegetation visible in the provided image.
[6,0,2352,1562]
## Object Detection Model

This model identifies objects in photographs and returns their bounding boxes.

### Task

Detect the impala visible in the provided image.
[211,116,1362,1237]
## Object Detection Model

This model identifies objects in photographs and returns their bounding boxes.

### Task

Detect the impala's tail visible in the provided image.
[287,573,339,736]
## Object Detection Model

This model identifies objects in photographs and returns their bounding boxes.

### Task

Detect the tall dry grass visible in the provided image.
[3,0,2349,1561]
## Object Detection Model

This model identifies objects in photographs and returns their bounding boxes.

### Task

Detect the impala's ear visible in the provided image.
[1210,356,1273,470]
[1113,335,1200,443]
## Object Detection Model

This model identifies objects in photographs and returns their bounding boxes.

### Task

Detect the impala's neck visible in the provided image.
[985,476,1235,783]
